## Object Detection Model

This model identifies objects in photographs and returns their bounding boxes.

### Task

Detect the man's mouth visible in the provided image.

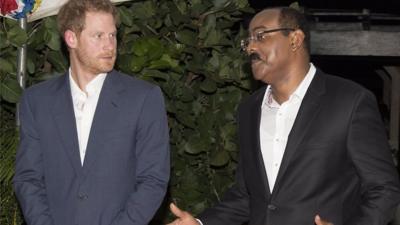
[249,52,262,62]
[99,55,115,60]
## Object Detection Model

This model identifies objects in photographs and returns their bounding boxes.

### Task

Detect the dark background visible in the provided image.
[249,0,400,13]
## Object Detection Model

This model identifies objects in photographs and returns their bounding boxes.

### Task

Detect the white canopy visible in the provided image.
[2,0,132,22]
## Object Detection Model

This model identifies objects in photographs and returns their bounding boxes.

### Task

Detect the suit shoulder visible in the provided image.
[22,73,66,97]
[319,72,371,96]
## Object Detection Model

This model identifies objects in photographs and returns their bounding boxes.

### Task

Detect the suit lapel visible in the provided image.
[51,74,83,177]
[81,70,124,177]
[249,87,272,196]
[272,71,326,196]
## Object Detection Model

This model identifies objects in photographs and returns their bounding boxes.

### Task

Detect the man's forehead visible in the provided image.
[249,9,280,32]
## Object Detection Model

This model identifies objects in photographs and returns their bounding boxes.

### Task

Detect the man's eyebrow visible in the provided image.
[249,25,268,33]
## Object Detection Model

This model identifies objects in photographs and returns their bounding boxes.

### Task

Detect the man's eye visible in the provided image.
[256,33,266,41]
[95,34,102,38]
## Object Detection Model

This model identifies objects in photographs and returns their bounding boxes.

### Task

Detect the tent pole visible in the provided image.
[16,17,27,126]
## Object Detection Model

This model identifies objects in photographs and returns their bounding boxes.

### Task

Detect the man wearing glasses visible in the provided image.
[168,6,400,225]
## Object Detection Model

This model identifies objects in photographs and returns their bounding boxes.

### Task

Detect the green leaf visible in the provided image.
[47,51,68,72]
[149,54,178,70]
[183,136,207,154]
[118,6,133,26]
[46,30,61,50]
[146,39,165,60]
[131,38,164,59]
[44,17,58,30]
[0,77,22,103]
[203,29,219,47]
[176,30,198,46]
[131,1,156,20]
[27,57,36,74]
[239,79,252,90]
[190,2,210,17]
[0,128,18,183]
[204,14,217,31]
[220,123,237,141]
[7,26,27,47]
[28,24,46,49]
[235,0,250,9]
[200,79,217,93]
[5,17,18,27]
[0,58,15,73]
[192,201,207,215]
[143,69,168,80]
[179,86,194,102]
[289,2,303,12]
[176,111,196,128]
[213,0,230,8]
[218,65,230,79]
[116,54,132,72]
[130,55,147,73]
[166,2,189,26]
[173,1,188,15]
[224,141,237,152]
[0,31,9,49]
[210,150,230,167]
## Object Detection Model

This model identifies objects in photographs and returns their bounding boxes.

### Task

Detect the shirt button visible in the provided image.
[275,138,279,142]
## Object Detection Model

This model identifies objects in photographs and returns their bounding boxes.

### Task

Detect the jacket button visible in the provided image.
[78,194,88,200]
[267,204,277,210]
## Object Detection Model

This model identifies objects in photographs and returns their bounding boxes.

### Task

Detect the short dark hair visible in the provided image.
[278,7,310,54]
[57,0,118,37]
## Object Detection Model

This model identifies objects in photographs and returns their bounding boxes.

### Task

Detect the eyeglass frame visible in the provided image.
[240,27,296,52]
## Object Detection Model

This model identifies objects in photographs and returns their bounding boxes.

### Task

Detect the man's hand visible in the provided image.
[315,215,334,225]
[167,203,200,225]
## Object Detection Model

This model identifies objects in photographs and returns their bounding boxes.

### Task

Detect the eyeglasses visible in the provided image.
[240,28,296,52]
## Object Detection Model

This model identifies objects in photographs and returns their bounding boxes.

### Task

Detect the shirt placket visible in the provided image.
[273,102,288,180]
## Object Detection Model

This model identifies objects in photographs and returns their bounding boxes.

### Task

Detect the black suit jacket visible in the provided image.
[199,69,400,225]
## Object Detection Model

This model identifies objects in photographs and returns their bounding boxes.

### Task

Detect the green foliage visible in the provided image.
[0,0,254,224]
[116,1,253,218]
[0,103,21,224]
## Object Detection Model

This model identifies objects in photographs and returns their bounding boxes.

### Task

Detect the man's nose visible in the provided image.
[246,39,258,55]
[103,37,116,50]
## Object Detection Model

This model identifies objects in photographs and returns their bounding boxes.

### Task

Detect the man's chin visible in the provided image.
[98,64,115,73]
[251,63,269,81]
[252,73,265,81]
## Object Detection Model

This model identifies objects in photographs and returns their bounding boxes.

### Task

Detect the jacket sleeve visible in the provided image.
[13,91,56,225]
[347,90,400,225]
[110,86,170,225]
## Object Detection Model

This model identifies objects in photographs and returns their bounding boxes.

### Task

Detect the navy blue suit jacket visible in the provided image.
[13,70,170,225]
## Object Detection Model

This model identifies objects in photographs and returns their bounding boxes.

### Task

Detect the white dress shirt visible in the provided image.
[259,63,316,192]
[69,70,107,165]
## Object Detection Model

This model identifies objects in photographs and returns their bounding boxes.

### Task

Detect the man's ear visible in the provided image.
[290,29,305,51]
[64,30,78,49]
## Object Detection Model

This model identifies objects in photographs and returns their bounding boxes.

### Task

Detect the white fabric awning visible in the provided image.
[1,0,132,22]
